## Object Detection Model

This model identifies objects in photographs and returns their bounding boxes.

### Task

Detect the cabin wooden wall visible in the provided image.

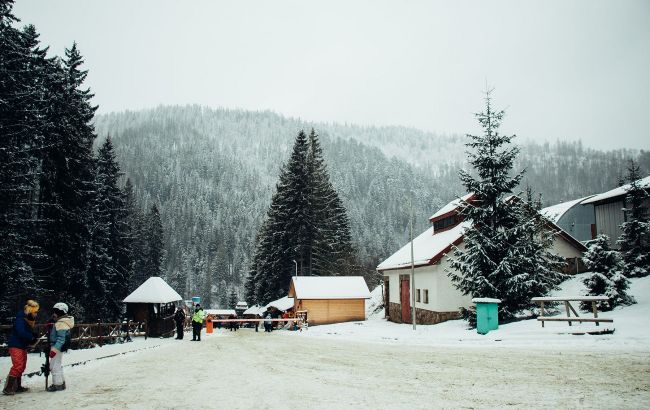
[298,299,365,325]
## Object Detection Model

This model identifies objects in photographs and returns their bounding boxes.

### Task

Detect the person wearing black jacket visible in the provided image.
[174,307,186,340]
[3,300,39,395]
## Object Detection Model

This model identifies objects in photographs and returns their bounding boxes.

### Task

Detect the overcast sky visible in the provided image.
[12,0,650,150]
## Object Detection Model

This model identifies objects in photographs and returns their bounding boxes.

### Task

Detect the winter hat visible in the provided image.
[53,302,69,315]
[24,300,39,315]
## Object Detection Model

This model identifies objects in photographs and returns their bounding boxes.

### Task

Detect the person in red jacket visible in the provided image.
[3,300,39,395]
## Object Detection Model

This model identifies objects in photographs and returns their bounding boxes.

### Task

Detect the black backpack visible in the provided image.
[61,331,71,352]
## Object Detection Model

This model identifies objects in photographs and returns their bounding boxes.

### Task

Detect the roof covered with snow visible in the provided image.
[265,296,294,312]
[123,276,183,304]
[243,305,264,316]
[377,221,470,271]
[582,176,650,205]
[429,193,474,221]
[540,196,595,223]
[289,276,371,299]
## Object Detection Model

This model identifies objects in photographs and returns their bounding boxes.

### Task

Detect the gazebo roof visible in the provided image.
[123,277,182,304]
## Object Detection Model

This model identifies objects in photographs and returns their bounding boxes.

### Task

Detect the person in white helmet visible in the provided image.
[47,302,75,392]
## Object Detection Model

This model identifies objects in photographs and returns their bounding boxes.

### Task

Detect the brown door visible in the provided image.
[400,277,411,323]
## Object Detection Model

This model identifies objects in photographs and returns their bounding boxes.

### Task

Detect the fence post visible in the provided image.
[97,320,103,347]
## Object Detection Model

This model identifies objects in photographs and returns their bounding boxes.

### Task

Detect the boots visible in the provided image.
[2,375,16,395]
[15,377,28,393]
[46,382,65,392]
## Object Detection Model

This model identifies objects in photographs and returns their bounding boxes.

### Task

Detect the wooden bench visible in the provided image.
[531,296,613,327]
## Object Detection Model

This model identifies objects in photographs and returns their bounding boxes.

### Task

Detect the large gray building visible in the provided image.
[581,176,650,248]
[542,176,650,249]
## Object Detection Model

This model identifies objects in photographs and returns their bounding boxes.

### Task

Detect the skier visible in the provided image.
[191,304,204,341]
[174,307,185,340]
[47,302,74,392]
[3,300,39,395]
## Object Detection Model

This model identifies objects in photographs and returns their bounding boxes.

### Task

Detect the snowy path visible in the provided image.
[2,329,648,409]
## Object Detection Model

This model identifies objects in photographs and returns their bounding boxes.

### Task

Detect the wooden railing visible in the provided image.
[0,320,147,356]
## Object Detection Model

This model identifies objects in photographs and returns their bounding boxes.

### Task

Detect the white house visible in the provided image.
[377,194,587,325]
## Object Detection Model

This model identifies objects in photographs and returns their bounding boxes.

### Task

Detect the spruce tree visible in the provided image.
[447,91,565,322]
[145,203,165,278]
[86,137,130,320]
[245,130,357,305]
[0,6,44,318]
[617,160,650,278]
[306,129,354,276]
[582,234,635,311]
[35,42,97,318]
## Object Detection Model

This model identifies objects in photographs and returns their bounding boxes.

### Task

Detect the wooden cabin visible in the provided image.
[288,276,371,325]
[123,276,183,338]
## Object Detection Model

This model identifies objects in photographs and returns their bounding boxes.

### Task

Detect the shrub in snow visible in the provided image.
[581,234,635,311]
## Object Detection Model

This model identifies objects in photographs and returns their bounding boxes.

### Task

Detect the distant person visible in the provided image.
[228,314,239,332]
[3,300,39,395]
[192,304,204,341]
[47,302,74,392]
[264,313,273,333]
[174,307,186,340]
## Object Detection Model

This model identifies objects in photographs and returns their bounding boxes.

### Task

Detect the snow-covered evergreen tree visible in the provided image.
[581,234,635,311]
[145,203,165,279]
[306,129,355,276]
[245,130,358,305]
[86,137,131,320]
[617,160,650,278]
[447,91,566,322]
[0,6,46,318]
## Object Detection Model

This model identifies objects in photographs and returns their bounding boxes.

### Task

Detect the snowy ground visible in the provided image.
[1,275,649,409]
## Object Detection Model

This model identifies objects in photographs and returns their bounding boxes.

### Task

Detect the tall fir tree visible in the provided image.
[447,91,565,322]
[245,130,357,305]
[617,160,650,278]
[0,6,46,318]
[145,203,165,279]
[86,137,131,320]
[33,42,97,318]
[306,129,355,276]
[123,177,147,291]
[582,234,635,311]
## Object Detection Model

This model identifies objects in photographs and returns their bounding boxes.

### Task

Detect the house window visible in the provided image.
[433,215,457,232]
[423,289,429,304]
[416,289,421,303]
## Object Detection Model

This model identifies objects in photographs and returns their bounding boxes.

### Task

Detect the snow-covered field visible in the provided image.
[1,275,649,409]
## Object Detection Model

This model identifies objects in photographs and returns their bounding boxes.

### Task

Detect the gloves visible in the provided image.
[49,350,57,358]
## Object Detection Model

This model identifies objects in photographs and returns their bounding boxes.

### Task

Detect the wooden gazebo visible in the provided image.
[123,277,183,338]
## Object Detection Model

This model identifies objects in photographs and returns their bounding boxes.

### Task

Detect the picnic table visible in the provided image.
[531,296,613,327]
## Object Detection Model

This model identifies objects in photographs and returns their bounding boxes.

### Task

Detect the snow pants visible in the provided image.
[176,322,183,339]
[192,322,202,340]
[8,348,27,378]
[50,351,64,385]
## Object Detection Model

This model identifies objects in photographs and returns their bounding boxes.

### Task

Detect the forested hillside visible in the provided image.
[94,105,648,307]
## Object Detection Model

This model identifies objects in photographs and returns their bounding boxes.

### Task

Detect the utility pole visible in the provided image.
[410,196,416,330]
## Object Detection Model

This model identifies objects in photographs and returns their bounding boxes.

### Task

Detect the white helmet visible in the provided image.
[53,302,69,314]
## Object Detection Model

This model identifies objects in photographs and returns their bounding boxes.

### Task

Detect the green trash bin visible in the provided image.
[472,298,501,335]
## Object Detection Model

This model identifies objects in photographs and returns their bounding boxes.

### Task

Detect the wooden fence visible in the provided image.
[0,320,147,357]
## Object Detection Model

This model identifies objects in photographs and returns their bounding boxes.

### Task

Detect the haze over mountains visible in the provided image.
[94,105,649,307]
